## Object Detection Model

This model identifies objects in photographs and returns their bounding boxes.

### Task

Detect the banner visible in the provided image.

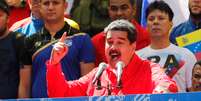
[5,92,201,101]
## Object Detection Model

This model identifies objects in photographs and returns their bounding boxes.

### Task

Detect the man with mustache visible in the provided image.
[45,19,178,97]
[137,1,197,92]
[170,0,201,60]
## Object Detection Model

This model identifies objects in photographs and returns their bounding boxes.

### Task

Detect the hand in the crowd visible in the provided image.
[153,81,178,94]
[50,32,68,65]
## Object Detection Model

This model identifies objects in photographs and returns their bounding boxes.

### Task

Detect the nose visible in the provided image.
[47,2,54,9]
[116,9,123,16]
[110,44,118,50]
[153,18,159,25]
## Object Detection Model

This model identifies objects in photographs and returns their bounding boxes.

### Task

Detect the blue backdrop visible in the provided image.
[5,92,201,101]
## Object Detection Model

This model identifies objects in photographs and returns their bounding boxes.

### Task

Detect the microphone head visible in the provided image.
[116,61,125,69]
[92,62,107,84]
[116,61,125,89]
[98,62,108,69]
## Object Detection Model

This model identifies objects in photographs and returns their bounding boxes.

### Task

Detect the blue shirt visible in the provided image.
[170,18,200,44]
[170,18,201,60]
[10,14,44,37]
[25,22,95,98]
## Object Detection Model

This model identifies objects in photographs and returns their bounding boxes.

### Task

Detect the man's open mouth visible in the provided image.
[109,50,121,61]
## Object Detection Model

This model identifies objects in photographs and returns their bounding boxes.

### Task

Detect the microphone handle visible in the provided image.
[96,79,102,90]
[117,80,122,89]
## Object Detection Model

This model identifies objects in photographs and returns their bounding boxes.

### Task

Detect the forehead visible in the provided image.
[41,0,64,2]
[148,10,169,16]
[31,0,40,2]
[109,0,131,6]
[106,30,128,39]
[194,64,201,72]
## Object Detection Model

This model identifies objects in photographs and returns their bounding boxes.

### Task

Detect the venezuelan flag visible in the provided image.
[176,29,201,60]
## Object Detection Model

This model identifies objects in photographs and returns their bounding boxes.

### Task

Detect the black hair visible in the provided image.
[129,0,135,6]
[192,60,201,74]
[145,0,174,21]
[104,19,137,43]
[0,0,9,15]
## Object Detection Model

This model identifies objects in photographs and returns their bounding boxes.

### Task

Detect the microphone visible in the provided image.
[92,62,107,85]
[116,61,125,89]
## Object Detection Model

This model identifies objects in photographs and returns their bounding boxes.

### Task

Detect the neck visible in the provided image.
[150,36,170,49]
[0,29,9,40]
[191,16,201,25]
[190,12,201,24]
[32,13,41,19]
[44,19,65,36]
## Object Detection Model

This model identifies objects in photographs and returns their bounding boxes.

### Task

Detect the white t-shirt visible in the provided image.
[136,44,197,92]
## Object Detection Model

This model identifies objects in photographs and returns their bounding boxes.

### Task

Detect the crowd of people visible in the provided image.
[0,0,200,99]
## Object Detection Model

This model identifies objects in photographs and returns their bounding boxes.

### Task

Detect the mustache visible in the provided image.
[109,50,119,55]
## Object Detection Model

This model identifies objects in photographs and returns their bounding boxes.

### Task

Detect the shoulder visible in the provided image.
[70,32,89,39]
[10,31,25,40]
[171,44,196,58]
[136,46,150,55]
[64,18,80,31]
[9,17,31,31]
[92,31,105,43]
[171,20,192,36]
[67,33,92,45]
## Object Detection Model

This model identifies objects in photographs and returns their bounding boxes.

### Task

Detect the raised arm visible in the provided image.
[46,32,94,97]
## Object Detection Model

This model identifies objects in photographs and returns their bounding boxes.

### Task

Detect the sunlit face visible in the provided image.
[105,30,135,68]
[192,64,201,91]
[147,10,172,39]
[0,10,8,36]
[108,0,133,21]
[40,0,66,22]
[189,0,201,15]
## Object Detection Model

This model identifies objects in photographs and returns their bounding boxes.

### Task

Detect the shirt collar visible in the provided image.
[42,22,70,39]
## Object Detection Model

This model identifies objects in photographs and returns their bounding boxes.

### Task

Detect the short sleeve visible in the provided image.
[79,34,95,63]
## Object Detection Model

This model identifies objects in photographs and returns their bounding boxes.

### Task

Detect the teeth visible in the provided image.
[111,53,118,55]
[110,54,120,61]
[113,57,119,61]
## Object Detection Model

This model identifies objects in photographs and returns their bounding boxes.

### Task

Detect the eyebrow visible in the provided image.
[118,37,127,41]
[110,4,128,7]
[106,37,126,41]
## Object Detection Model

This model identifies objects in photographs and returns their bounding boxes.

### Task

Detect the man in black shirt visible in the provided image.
[0,0,31,98]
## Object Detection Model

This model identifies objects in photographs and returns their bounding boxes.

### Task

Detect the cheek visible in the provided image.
[121,48,133,57]
[126,10,133,16]
[105,46,110,56]
[0,17,7,25]
[109,11,116,18]
[146,23,153,33]
[166,24,172,32]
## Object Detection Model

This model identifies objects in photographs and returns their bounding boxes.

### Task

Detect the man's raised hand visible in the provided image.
[50,32,68,64]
